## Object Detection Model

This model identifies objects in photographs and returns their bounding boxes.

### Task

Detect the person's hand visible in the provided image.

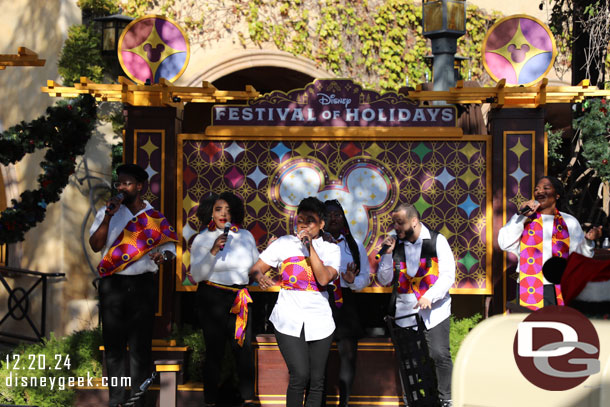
[211,234,228,255]
[414,297,432,310]
[381,235,397,253]
[256,273,274,290]
[149,251,165,265]
[105,195,123,216]
[585,225,603,241]
[342,262,358,284]
[267,235,278,246]
[519,200,540,216]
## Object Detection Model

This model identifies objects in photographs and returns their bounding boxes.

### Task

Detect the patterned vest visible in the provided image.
[279,256,322,292]
[394,231,439,299]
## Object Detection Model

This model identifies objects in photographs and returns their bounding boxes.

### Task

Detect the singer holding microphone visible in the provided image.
[323,199,370,407]
[498,176,602,310]
[249,197,340,407]
[89,164,178,407]
[376,203,455,407]
[189,192,260,407]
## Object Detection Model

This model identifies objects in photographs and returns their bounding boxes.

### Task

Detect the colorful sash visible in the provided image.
[97,209,178,277]
[280,256,322,292]
[396,258,440,299]
[206,281,252,347]
[519,209,569,310]
[329,278,343,308]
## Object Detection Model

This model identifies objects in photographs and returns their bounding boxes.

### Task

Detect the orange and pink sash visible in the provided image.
[396,258,440,299]
[519,209,569,310]
[280,256,322,292]
[206,281,252,347]
[97,209,178,277]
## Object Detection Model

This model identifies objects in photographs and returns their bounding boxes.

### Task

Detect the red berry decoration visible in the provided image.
[603,159,608,165]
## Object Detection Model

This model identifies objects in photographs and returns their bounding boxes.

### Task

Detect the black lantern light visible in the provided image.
[422,0,467,91]
[95,13,134,56]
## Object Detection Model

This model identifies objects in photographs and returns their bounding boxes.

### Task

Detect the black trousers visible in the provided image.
[423,316,453,401]
[275,327,334,407]
[99,273,155,407]
[197,282,255,404]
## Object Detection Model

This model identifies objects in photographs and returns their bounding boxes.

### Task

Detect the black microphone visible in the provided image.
[519,200,539,215]
[375,243,391,260]
[219,222,231,251]
[107,193,124,212]
[375,233,396,260]
[299,231,310,250]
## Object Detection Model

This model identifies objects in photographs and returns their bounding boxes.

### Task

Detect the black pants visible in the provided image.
[423,316,453,401]
[197,282,255,404]
[99,273,155,407]
[275,327,334,407]
[335,337,358,406]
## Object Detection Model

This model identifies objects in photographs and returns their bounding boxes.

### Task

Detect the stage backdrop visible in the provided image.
[176,79,492,293]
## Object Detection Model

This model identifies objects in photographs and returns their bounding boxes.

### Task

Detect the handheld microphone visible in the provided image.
[375,232,396,260]
[519,200,539,215]
[107,193,124,211]
[219,222,232,251]
[298,231,311,250]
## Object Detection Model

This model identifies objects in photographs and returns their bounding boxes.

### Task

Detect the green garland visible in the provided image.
[0,95,96,244]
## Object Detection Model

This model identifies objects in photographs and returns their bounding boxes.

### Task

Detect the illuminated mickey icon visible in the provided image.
[273,159,393,244]
[118,15,190,84]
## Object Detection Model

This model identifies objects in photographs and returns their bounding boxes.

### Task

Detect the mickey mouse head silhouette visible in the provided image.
[143,43,166,62]
[507,43,530,63]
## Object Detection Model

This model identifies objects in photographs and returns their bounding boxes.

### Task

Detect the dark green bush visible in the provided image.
[450,313,482,361]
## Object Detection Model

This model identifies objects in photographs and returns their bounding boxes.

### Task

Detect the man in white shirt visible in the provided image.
[89,164,177,407]
[377,203,455,407]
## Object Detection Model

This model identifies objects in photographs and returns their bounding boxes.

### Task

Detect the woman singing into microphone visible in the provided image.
[190,192,259,407]
[498,176,601,310]
[249,197,340,407]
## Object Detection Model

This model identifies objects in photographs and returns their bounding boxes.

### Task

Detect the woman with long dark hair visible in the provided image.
[190,192,259,407]
[323,199,370,407]
[498,176,602,310]
[249,197,341,407]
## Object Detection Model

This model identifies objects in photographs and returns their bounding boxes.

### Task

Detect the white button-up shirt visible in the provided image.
[189,227,259,285]
[335,235,371,291]
[377,224,455,329]
[259,235,341,341]
[89,201,176,276]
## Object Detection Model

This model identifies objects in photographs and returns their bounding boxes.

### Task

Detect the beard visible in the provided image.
[121,191,137,205]
[401,226,415,240]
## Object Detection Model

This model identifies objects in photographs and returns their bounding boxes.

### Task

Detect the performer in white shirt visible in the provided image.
[377,203,455,407]
[249,197,340,407]
[498,176,600,310]
[323,199,370,407]
[190,192,260,407]
[89,164,177,407]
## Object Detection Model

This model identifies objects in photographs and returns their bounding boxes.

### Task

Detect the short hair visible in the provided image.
[539,176,566,211]
[297,197,327,221]
[393,203,420,220]
[116,163,148,183]
[196,191,245,227]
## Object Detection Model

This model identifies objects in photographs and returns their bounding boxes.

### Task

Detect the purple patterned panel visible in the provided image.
[135,130,164,211]
[177,138,490,293]
[504,132,534,299]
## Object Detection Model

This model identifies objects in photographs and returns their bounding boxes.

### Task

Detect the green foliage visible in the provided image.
[57,25,106,85]
[0,328,102,406]
[169,324,205,383]
[573,97,610,181]
[450,313,482,361]
[545,122,564,164]
[77,0,120,17]
[123,0,505,91]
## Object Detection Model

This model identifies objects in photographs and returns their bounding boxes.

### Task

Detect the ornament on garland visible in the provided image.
[0,95,96,244]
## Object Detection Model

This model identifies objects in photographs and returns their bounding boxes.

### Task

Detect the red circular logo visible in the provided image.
[513,306,600,390]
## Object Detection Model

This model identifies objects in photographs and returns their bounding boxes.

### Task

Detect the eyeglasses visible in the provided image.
[113,181,135,188]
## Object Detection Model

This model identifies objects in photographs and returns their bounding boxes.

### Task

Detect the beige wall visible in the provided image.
[0,0,112,338]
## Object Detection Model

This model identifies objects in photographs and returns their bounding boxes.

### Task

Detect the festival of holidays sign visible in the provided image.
[211,79,457,127]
